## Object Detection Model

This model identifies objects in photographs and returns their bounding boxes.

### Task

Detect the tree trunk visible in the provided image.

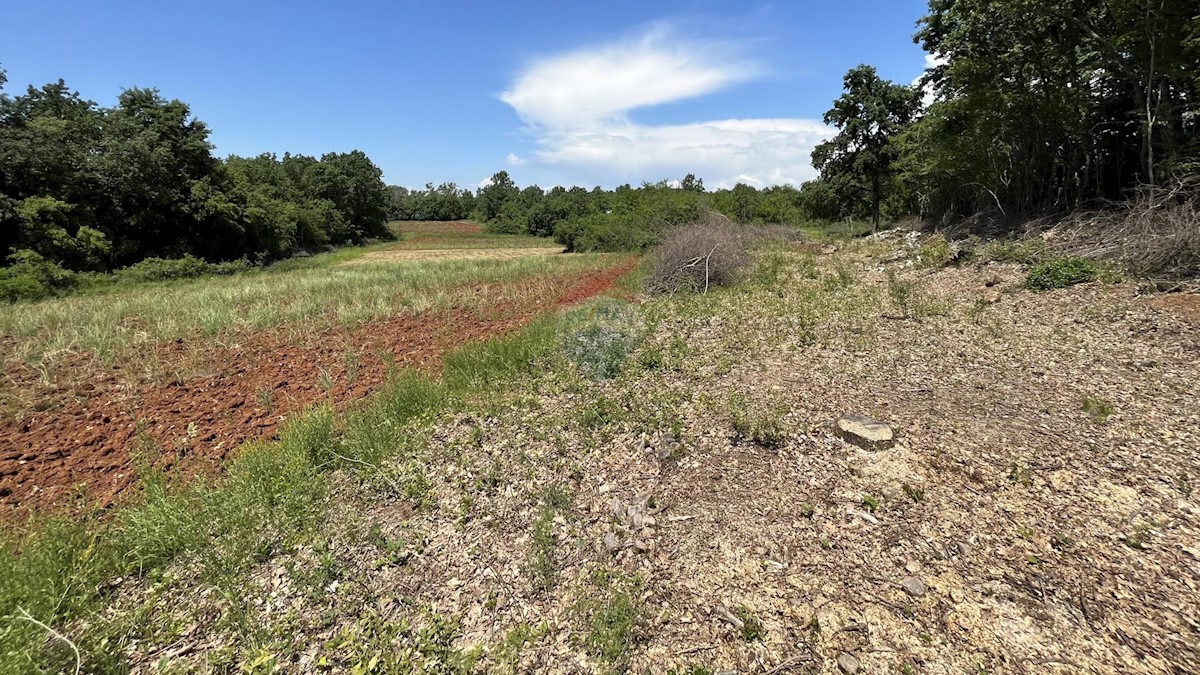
[871,172,881,232]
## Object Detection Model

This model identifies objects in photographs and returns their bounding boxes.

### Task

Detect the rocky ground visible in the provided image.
[103,238,1200,674]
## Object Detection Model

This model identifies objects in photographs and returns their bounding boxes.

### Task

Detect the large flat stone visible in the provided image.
[836,414,895,450]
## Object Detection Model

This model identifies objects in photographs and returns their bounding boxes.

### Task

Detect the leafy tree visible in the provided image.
[910,0,1200,219]
[479,170,518,221]
[812,65,921,229]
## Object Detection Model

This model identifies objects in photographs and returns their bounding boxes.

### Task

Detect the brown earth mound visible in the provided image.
[0,259,637,518]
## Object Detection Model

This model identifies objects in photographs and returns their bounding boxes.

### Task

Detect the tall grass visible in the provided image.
[0,253,617,367]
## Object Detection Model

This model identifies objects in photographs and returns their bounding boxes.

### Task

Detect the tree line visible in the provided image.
[388,171,841,252]
[0,70,391,299]
[814,0,1199,227]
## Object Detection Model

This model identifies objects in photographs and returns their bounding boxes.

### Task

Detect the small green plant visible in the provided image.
[821,262,856,290]
[255,387,275,414]
[729,394,788,447]
[917,233,953,268]
[861,494,880,513]
[668,665,715,675]
[975,238,1048,265]
[736,606,764,642]
[1008,462,1033,487]
[316,367,335,392]
[573,569,644,669]
[799,502,816,519]
[579,395,625,430]
[1026,256,1100,290]
[527,508,558,592]
[901,483,925,503]
[1081,396,1114,423]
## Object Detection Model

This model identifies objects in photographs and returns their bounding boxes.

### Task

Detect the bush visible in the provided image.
[115,255,250,283]
[561,302,642,380]
[0,250,78,302]
[554,214,657,253]
[1026,256,1100,290]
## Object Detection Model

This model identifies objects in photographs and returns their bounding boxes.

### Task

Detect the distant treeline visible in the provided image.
[389,172,840,252]
[0,70,391,300]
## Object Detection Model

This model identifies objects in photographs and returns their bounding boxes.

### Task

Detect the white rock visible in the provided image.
[836,414,895,450]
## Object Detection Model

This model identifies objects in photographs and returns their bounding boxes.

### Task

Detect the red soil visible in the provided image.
[0,259,636,518]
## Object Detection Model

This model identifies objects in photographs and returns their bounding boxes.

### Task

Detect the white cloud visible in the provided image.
[913,53,947,106]
[499,24,832,188]
[506,152,527,166]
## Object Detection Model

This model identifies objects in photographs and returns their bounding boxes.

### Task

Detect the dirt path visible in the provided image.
[0,259,637,517]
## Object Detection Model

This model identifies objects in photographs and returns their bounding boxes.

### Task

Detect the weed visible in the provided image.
[255,387,275,414]
[668,666,715,675]
[799,502,816,519]
[562,303,642,380]
[901,483,926,503]
[579,395,625,430]
[886,269,947,318]
[1026,256,1100,290]
[728,393,788,447]
[861,494,881,513]
[975,238,1048,265]
[342,346,361,383]
[821,263,856,290]
[917,233,953,268]
[1081,396,1114,423]
[526,486,572,592]
[574,569,644,670]
[736,606,765,642]
[316,367,335,392]
[1008,462,1034,487]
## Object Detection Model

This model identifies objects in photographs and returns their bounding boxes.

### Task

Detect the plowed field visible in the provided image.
[0,237,635,517]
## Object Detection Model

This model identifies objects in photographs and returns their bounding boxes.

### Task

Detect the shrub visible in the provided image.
[0,250,78,302]
[114,255,250,283]
[1026,256,1100,290]
[554,213,657,253]
[917,233,953,268]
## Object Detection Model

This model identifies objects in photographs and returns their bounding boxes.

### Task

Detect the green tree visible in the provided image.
[812,65,921,230]
[479,170,518,221]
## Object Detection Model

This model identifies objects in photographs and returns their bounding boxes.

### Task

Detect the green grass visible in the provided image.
[0,251,617,369]
[573,569,644,671]
[390,221,562,250]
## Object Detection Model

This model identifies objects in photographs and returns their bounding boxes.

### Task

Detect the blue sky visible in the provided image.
[2,0,932,190]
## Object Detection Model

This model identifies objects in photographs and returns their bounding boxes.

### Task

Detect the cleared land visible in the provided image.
[0,225,629,515]
[4,232,1198,674]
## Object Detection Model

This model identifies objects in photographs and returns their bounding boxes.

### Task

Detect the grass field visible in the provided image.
[2,226,1198,674]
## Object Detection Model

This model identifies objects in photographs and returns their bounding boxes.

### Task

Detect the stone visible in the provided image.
[837,652,861,674]
[604,532,622,552]
[901,576,927,597]
[836,414,895,450]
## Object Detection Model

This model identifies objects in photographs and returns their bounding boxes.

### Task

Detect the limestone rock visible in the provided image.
[837,652,861,674]
[901,576,927,597]
[836,414,895,450]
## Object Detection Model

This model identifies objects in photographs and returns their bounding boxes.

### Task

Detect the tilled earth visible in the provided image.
[0,260,635,517]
